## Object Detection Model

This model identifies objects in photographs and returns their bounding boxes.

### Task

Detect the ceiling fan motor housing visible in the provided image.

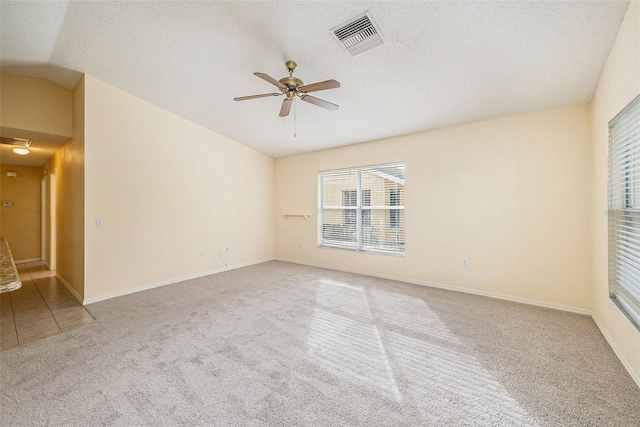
[279,76,304,97]
[281,60,303,97]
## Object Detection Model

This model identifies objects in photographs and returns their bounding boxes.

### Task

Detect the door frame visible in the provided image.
[41,175,47,262]
[50,170,57,271]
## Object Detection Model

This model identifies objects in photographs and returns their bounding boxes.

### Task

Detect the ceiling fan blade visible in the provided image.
[254,72,287,90]
[234,93,281,101]
[279,98,293,117]
[301,95,339,111]
[299,79,341,93]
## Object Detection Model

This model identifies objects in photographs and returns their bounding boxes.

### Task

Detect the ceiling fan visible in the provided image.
[234,61,340,117]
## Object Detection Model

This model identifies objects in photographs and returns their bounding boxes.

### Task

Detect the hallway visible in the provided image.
[0,261,93,351]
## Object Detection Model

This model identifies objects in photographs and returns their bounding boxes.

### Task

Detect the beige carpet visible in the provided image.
[0,261,638,426]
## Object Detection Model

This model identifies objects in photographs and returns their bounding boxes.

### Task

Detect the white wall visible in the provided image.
[83,75,274,302]
[590,0,640,384]
[276,104,592,312]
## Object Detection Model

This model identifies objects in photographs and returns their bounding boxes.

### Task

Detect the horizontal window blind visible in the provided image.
[609,94,640,328]
[319,162,405,255]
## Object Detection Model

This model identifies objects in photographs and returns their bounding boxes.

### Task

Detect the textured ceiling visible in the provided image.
[0,1,630,158]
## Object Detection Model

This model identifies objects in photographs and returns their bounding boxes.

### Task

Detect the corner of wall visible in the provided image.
[49,73,85,299]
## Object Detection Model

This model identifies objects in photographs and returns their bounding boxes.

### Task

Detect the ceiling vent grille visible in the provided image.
[331,12,385,58]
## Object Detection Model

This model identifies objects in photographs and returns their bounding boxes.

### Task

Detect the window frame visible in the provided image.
[318,162,405,256]
[608,93,640,331]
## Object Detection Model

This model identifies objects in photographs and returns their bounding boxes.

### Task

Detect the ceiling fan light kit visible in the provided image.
[12,147,30,155]
[234,61,340,119]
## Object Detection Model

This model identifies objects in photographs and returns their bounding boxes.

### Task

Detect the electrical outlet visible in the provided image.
[462,258,468,267]
[200,249,205,258]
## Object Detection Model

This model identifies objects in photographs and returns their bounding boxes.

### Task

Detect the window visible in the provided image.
[609,94,640,329]
[319,162,405,254]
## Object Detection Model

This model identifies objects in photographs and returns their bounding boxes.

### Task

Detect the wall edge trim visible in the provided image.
[83,257,275,305]
[56,274,84,304]
[591,311,640,389]
[275,257,591,315]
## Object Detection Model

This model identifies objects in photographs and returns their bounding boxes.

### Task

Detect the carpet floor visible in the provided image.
[0,261,639,426]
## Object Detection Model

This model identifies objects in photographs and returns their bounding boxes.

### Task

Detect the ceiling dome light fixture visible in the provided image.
[13,147,30,155]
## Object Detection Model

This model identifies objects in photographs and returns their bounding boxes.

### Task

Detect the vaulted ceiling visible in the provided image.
[0,1,630,158]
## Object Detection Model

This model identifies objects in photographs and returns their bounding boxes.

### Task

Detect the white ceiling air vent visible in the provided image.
[331,12,385,58]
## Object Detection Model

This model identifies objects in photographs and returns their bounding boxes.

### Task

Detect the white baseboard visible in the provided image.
[83,257,275,305]
[591,311,640,389]
[56,274,84,304]
[14,258,42,264]
[275,257,591,315]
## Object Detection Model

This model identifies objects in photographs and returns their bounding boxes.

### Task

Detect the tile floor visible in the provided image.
[0,261,93,351]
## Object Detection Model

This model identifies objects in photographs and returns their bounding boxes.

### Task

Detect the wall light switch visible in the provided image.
[96,219,103,228]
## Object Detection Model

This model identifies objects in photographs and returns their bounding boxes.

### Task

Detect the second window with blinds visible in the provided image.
[609,94,640,330]
[318,162,405,255]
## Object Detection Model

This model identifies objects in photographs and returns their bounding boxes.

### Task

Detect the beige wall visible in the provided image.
[0,73,72,137]
[82,75,274,302]
[0,164,42,261]
[590,1,640,382]
[276,104,592,311]
[45,76,85,298]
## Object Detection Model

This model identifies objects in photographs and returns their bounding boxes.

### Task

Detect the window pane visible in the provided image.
[321,170,357,207]
[321,209,357,247]
[389,188,400,228]
[343,190,357,224]
[362,190,371,226]
[363,209,405,253]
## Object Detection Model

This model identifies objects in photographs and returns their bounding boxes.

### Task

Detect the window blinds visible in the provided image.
[319,162,405,254]
[609,94,640,328]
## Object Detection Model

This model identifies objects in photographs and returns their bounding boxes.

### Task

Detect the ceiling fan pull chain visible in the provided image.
[294,98,297,138]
